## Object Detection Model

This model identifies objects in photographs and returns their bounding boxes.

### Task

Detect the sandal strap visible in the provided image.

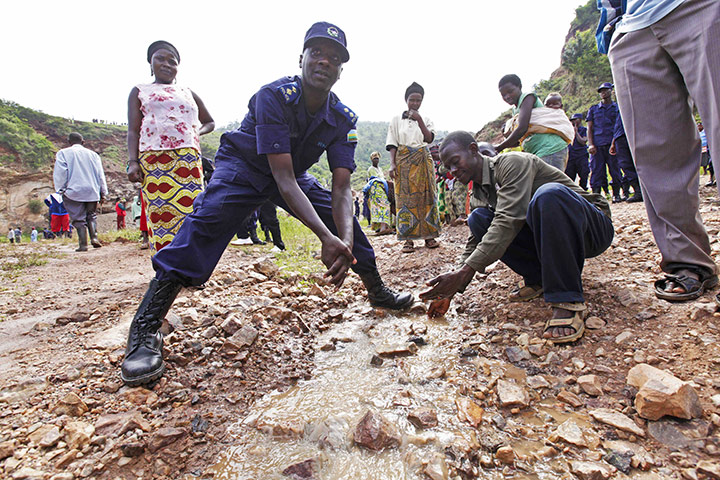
[662,273,701,292]
[550,302,586,312]
[546,316,580,328]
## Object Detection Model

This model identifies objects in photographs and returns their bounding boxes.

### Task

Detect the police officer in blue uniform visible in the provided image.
[121,22,414,386]
[565,113,590,191]
[587,82,624,202]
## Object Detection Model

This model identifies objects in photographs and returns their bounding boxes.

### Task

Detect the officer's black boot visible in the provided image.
[627,180,643,203]
[263,226,272,243]
[591,187,601,195]
[270,225,285,251]
[87,219,102,248]
[612,185,624,203]
[250,228,266,245]
[620,184,630,202]
[121,278,182,386]
[75,226,88,252]
[359,269,414,310]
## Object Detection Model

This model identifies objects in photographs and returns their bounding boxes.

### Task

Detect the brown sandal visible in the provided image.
[544,302,586,344]
[509,283,543,302]
[401,240,415,253]
[425,238,439,249]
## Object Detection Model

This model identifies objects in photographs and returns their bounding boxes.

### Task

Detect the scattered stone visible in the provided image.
[120,441,145,457]
[526,375,550,390]
[306,417,349,450]
[63,421,94,450]
[370,355,384,366]
[148,427,185,452]
[54,449,79,469]
[376,342,418,358]
[410,322,427,335]
[353,411,401,451]
[282,458,317,479]
[615,331,633,344]
[557,389,584,408]
[95,411,150,436]
[0,439,16,459]
[505,346,530,363]
[602,439,656,470]
[492,414,507,430]
[647,420,694,449]
[603,450,634,474]
[577,375,604,396]
[11,467,46,480]
[408,336,426,346]
[122,387,158,405]
[408,406,438,429]
[191,414,209,433]
[585,316,606,329]
[552,419,587,447]
[528,344,547,357]
[627,364,702,420]
[455,397,484,427]
[496,379,529,408]
[52,392,88,417]
[495,446,515,465]
[589,408,645,437]
[424,453,448,480]
[570,460,612,480]
[697,460,720,479]
[254,258,279,277]
[230,324,259,347]
[37,425,62,448]
[220,314,244,335]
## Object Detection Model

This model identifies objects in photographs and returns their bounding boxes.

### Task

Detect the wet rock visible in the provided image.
[410,322,427,335]
[376,342,418,357]
[408,336,426,346]
[282,458,317,479]
[589,408,645,437]
[552,419,587,447]
[455,397,484,427]
[492,414,507,430]
[698,460,720,479]
[0,439,16,459]
[230,324,259,347]
[95,411,150,436]
[496,379,529,408]
[148,427,185,452]
[408,406,438,429]
[353,411,401,451]
[585,316,606,329]
[307,417,349,449]
[570,460,612,480]
[495,445,515,464]
[603,450,633,474]
[646,419,708,450]
[578,375,604,396]
[11,467,46,480]
[64,421,94,450]
[505,346,530,363]
[602,439,656,470]
[557,389,584,408]
[526,375,550,390]
[257,418,305,438]
[627,364,702,420]
[424,452,448,480]
[460,348,478,357]
[191,414,209,433]
[52,392,88,417]
[370,355,384,366]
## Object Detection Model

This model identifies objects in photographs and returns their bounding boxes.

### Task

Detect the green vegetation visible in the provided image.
[27,199,43,214]
[98,228,142,244]
[0,101,56,169]
[477,0,611,142]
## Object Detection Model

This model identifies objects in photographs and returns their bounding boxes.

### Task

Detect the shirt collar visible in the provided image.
[295,76,337,128]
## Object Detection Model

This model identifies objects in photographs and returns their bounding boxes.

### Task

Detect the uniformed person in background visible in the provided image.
[121,22,414,386]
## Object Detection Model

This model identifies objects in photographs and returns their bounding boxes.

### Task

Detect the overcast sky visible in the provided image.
[2,0,586,133]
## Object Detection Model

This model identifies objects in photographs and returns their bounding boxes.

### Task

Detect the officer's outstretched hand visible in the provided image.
[420,265,476,301]
[321,236,356,287]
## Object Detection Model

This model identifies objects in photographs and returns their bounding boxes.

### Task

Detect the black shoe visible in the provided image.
[626,194,643,203]
[250,229,266,245]
[121,279,182,386]
[359,270,414,310]
[612,195,624,203]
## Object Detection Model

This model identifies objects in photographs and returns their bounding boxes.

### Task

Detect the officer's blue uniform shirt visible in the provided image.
[586,102,618,146]
[612,112,626,141]
[568,125,589,159]
[218,75,358,193]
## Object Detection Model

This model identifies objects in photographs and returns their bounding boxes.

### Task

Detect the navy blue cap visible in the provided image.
[571,113,584,120]
[597,82,614,92]
[304,22,349,63]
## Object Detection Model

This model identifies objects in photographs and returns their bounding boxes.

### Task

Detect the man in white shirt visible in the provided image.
[53,133,108,252]
[607,0,720,302]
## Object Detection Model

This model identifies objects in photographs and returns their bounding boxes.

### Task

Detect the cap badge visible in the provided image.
[327,26,339,38]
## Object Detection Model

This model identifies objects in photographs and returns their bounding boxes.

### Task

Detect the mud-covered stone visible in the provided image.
[408,406,438,429]
[496,379,529,408]
[589,408,645,437]
[353,411,401,451]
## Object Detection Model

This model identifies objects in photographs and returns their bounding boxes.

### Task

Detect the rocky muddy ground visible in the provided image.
[0,183,719,480]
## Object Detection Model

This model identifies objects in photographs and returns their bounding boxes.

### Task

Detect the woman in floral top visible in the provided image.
[127,40,214,252]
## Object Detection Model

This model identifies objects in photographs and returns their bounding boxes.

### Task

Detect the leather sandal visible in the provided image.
[401,240,415,253]
[509,283,543,302]
[425,238,439,249]
[544,302,587,344]
[654,271,718,302]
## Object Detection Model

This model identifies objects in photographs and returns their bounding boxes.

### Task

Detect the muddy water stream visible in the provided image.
[211,306,581,479]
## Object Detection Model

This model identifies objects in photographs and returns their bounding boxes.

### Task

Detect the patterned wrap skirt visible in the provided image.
[368,179,392,228]
[393,145,441,240]
[139,147,204,252]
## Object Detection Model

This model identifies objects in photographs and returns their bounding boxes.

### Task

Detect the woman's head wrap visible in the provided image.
[405,82,424,100]
[147,40,180,64]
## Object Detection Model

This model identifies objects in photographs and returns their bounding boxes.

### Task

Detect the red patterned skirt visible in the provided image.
[139,148,203,252]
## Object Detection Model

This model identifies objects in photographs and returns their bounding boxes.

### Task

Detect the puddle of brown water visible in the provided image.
[210,308,583,480]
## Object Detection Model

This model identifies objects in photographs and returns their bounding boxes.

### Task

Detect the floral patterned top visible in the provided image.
[136,83,200,152]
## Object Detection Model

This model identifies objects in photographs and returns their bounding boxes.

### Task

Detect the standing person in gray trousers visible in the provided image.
[606,0,720,302]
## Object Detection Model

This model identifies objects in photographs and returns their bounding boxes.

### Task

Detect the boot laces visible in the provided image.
[131,284,175,343]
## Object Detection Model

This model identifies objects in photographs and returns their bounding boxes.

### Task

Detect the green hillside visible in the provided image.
[476,0,611,142]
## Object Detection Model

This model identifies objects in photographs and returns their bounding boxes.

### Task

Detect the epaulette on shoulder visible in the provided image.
[332,101,358,125]
[277,82,300,103]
